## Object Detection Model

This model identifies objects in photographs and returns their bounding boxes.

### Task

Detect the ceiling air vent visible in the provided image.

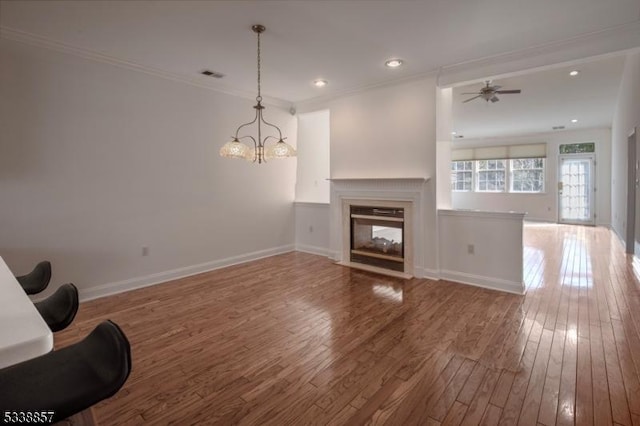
[200,70,225,78]
[552,126,565,130]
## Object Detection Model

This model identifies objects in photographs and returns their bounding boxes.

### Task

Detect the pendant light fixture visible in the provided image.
[219,25,296,164]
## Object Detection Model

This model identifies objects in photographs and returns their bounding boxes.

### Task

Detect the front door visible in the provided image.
[558,155,595,225]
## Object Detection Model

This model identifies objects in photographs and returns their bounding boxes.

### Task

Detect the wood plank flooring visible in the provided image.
[55,224,640,425]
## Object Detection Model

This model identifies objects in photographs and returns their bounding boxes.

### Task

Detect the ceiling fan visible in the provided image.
[461,80,521,103]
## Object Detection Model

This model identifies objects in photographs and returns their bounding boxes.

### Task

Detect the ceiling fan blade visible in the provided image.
[463,95,482,103]
[495,90,521,94]
[492,85,502,91]
[490,95,499,103]
[461,92,481,95]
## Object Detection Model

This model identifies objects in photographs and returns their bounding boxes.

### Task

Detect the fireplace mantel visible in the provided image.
[328,178,430,190]
[329,177,430,278]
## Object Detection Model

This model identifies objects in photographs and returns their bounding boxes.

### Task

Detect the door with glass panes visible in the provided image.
[558,155,595,225]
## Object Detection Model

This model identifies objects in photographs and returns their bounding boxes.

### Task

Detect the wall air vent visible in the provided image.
[200,70,225,78]
[552,126,565,130]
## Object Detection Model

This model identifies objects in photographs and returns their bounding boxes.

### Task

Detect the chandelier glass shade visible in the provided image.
[219,25,296,164]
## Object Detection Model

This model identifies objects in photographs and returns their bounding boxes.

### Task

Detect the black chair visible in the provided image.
[0,320,132,424]
[16,260,52,295]
[34,283,79,332]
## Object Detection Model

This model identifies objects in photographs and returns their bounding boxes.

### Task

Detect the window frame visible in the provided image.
[451,160,474,192]
[475,159,507,193]
[509,158,546,193]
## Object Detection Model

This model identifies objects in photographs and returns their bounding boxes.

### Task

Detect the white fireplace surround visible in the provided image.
[329,178,429,278]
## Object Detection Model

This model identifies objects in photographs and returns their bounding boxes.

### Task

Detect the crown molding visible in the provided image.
[452,126,611,146]
[3,19,638,113]
[438,20,640,87]
[295,20,640,112]
[294,68,440,113]
[0,26,293,110]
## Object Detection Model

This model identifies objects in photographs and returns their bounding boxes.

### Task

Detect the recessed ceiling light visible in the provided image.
[385,59,404,68]
[569,70,580,76]
[313,79,328,87]
[451,131,457,135]
[571,119,578,123]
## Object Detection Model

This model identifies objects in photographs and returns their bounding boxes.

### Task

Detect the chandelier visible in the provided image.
[219,25,296,164]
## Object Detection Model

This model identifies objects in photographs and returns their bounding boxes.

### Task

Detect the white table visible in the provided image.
[0,256,53,369]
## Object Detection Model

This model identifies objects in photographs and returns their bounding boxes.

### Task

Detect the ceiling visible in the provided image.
[1,0,639,104]
[451,55,626,140]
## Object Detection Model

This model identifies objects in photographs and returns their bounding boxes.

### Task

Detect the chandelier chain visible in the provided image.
[256,30,261,101]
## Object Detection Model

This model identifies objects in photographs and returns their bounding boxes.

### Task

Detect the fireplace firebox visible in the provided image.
[350,206,404,272]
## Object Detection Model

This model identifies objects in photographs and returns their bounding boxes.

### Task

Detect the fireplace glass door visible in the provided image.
[350,206,404,272]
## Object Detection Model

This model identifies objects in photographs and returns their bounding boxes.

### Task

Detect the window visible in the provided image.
[450,158,546,194]
[510,158,545,193]
[559,143,595,154]
[476,159,506,192]
[451,144,548,194]
[451,161,473,192]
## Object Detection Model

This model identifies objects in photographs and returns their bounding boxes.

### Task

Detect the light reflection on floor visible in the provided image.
[524,223,593,289]
[372,283,403,303]
[559,229,593,288]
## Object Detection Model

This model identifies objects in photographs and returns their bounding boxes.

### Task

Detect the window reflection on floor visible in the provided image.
[524,246,545,290]
[632,256,640,283]
[560,233,593,288]
[372,284,403,303]
[524,224,593,289]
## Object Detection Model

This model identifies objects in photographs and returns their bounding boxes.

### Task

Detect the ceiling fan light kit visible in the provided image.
[461,80,522,103]
[219,24,296,164]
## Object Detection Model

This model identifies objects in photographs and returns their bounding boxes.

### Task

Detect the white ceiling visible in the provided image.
[451,55,626,140]
[1,0,639,104]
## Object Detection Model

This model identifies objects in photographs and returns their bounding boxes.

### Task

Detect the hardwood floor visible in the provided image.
[55,224,640,425]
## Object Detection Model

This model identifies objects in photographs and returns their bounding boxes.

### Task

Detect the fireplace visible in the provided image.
[330,178,429,279]
[350,206,404,272]
[338,197,414,278]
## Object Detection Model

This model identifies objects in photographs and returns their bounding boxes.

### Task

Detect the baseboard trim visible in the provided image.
[414,267,440,280]
[439,269,525,295]
[610,225,628,251]
[80,244,295,302]
[294,244,331,257]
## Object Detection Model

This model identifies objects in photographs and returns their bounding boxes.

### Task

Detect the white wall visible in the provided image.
[451,127,612,225]
[0,38,296,300]
[328,77,439,274]
[611,51,640,239]
[294,202,330,256]
[436,87,453,210]
[295,110,330,203]
[329,78,436,180]
[438,210,524,294]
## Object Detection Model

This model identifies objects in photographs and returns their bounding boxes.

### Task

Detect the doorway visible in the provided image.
[626,128,638,254]
[558,155,595,225]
